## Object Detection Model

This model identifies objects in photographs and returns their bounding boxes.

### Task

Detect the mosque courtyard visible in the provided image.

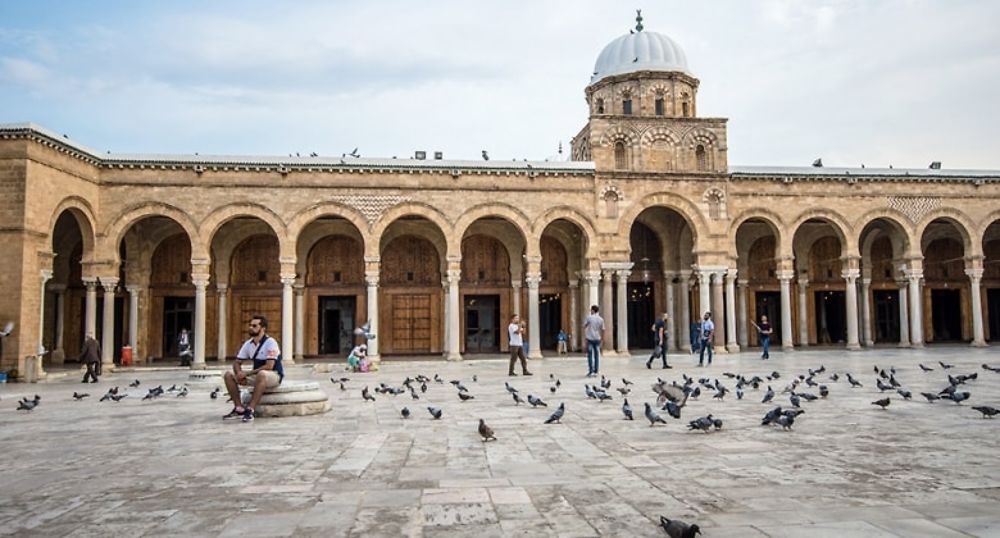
[2,346,1000,537]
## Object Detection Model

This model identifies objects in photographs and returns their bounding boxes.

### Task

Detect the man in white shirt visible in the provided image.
[583,305,605,377]
[222,315,283,422]
[698,311,715,367]
[507,314,532,376]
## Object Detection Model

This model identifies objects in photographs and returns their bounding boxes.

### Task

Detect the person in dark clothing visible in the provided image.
[177,328,193,366]
[78,332,101,383]
[753,315,773,359]
[646,312,671,369]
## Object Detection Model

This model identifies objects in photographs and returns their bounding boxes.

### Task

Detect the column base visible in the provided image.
[864,340,874,347]
[846,343,862,351]
[190,362,208,370]
[282,356,297,365]
[910,342,925,348]
[971,340,987,348]
[293,353,304,361]
[614,349,631,358]
[726,344,740,353]
[528,351,544,360]
[446,351,463,361]
[897,342,911,348]
[781,345,794,352]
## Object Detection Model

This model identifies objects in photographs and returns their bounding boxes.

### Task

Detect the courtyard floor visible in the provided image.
[2,346,1000,537]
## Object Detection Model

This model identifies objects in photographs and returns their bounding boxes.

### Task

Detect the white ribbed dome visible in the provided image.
[591,30,691,84]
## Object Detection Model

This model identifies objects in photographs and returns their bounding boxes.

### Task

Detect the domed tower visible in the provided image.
[571,11,728,174]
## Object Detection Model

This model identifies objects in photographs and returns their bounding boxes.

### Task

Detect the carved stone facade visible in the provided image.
[1,22,999,379]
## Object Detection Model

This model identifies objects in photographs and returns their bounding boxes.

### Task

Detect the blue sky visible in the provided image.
[2,0,999,168]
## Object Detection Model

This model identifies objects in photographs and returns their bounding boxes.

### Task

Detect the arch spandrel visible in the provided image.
[727,209,785,258]
[788,209,854,258]
[286,202,371,250]
[615,192,707,252]
[915,207,978,258]
[854,210,914,260]
[102,202,200,266]
[369,202,453,259]
[454,203,532,256]
[200,203,289,261]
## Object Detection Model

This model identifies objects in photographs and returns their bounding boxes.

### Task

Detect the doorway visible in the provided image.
[627,282,655,349]
[754,291,781,346]
[464,295,499,353]
[163,297,194,357]
[318,296,356,355]
[989,289,1000,342]
[815,290,846,344]
[931,289,962,342]
[539,293,562,351]
[873,289,900,343]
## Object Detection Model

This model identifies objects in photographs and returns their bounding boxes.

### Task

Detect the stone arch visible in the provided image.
[979,208,1000,249]
[787,209,854,259]
[530,206,598,260]
[453,203,532,257]
[286,202,371,250]
[639,127,681,148]
[915,207,978,257]
[369,202,452,259]
[102,202,200,266]
[48,196,98,263]
[616,192,708,249]
[854,210,914,260]
[682,127,720,149]
[200,203,289,261]
[727,209,785,255]
[597,125,638,148]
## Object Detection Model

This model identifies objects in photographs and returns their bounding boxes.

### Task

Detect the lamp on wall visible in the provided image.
[641,257,652,283]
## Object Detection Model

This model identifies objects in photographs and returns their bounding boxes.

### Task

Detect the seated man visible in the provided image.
[222,315,284,423]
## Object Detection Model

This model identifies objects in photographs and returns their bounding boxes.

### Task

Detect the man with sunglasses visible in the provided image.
[222,315,283,422]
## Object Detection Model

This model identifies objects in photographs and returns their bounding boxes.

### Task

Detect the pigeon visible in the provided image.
[472,375,478,383]
[434,374,443,383]
[555,379,561,388]
[110,393,127,402]
[687,415,714,433]
[847,374,863,388]
[972,406,999,418]
[455,383,468,393]
[622,398,634,420]
[819,385,829,398]
[690,387,701,399]
[949,391,971,404]
[340,382,346,391]
[761,406,783,426]
[427,406,443,419]
[585,385,597,399]
[550,386,557,393]
[713,388,727,401]
[72,392,89,401]
[762,386,774,404]
[939,361,954,369]
[512,392,525,405]
[457,391,474,402]
[17,395,41,411]
[362,386,375,402]
[644,402,667,426]
[798,392,818,402]
[776,413,797,430]
[505,382,518,394]
[596,391,613,402]
[401,407,411,419]
[662,400,682,419]
[622,378,633,386]
[789,393,801,408]
[659,515,701,538]
[210,387,221,399]
[420,382,427,393]
[99,389,116,402]
[478,419,497,441]
[166,384,179,393]
[897,389,912,400]
[600,375,611,389]
[410,390,420,400]
[712,417,723,430]
[736,388,744,400]
[176,387,189,397]
[353,321,376,340]
[527,394,547,407]
[872,398,890,410]
[544,402,565,424]
[920,392,940,403]
[983,364,1000,373]
[877,379,893,392]
[889,375,901,388]
[129,379,141,388]
[919,363,934,372]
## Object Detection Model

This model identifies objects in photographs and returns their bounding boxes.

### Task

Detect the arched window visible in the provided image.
[603,190,619,218]
[696,145,707,171]
[622,98,633,115]
[654,96,664,116]
[596,98,605,114]
[614,142,627,170]
[682,101,690,117]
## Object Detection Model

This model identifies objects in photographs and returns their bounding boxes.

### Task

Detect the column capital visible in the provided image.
[363,255,381,264]
[49,283,67,293]
[568,278,579,288]
[615,269,631,280]
[525,272,542,288]
[861,277,872,286]
[965,267,985,281]
[776,270,795,282]
[511,280,522,289]
[578,270,601,283]
[365,271,380,287]
[903,267,924,280]
[216,283,228,293]
[600,261,633,271]
[191,273,211,288]
[678,271,691,283]
[724,268,738,282]
[840,255,861,271]
[293,283,306,294]
[82,276,99,288]
[99,276,119,290]
[841,268,861,281]
[280,273,297,286]
[797,278,809,288]
[737,278,749,289]
[446,269,461,283]
[125,284,142,294]
[40,269,54,281]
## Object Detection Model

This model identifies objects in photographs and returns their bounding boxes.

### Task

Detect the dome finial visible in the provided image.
[635,9,644,32]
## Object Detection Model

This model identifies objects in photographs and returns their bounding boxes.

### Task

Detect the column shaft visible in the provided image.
[192,276,208,368]
[797,280,809,346]
[526,274,543,359]
[908,271,924,347]
[280,276,295,364]
[615,269,631,356]
[844,272,861,350]
[100,277,117,369]
[447,270,461,360]
[216,286,228,360]
[778,272,794,350]
[664,272,678,351]
[897,283,910,347]
[366,274,381,361]
[294,285,305,360]
[724,270,738,352]
[127,286,139,351]
[569,280,579,352]
[736,282,748,348]
[54,289,66,361]
[968,269,986,346]
[711,272,725,349]
[678,277,691,351]
[860,279,873,346]
[84,278,98,337]
[601,271,615,353]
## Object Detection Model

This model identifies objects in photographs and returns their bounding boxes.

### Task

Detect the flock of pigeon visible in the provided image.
[11,357,1000,536]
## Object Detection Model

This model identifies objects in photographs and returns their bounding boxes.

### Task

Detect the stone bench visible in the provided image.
[243,381,331,418]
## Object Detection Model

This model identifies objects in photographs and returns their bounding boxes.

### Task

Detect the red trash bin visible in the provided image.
[121,346,133,367]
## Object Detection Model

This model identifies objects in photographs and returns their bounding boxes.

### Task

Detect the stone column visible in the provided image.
[446,269,462,361]
[967,267,986,347]
[601,270,615,353]
[711,271,725,349]
[860,278,873,346]
[678,274,691,351]
[191,274,209,369]
[568,278,579,352]
[906,268,924,347]
[663,271,678,351]
[724,270,738,352]
[736,279,749,348]
[294,284,305,360]
[126,285,139,352]
[615,269,631,356]
[441,279,450,356]
[216,285,228,360]
[584,271,600,310]
[52,285,66,364]
[83,277,98,337]
[843,269,861,350]
[365,272,381,362]
[797,278,809,347]
[696,269,711,320]
[511,282,522,316]
[100,277,118,369]
[526,272,543,359]
[897,281,910,347]
[38,270,52,361]
[278,274,295,364]
[777,270,794,350]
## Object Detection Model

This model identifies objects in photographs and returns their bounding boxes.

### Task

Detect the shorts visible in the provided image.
[241,370,281,389]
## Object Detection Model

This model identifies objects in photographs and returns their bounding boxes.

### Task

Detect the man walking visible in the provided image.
[78,332,100,383]
[754,315,773,360]
[646,312,671,369]
[583,305,605,377]
[177,328,193,367]
[698,311,715,367]
[222,315,284,422]
[507,314,532,376]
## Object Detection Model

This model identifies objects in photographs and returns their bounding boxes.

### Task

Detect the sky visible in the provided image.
[1,0,999,168]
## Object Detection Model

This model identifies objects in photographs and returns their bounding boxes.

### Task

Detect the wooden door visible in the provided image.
[391,294,432,353]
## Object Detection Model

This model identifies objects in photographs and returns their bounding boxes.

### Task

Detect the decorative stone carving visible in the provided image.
[886,196,941,223]
[329,194,411,222]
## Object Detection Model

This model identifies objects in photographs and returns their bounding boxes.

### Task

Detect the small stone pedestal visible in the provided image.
[247,381,331,417]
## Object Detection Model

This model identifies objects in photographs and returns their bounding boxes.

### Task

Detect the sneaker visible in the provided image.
[242,408,255,422]
[663,365,673,369]
[523,371,533,376]
[646,360,652,369]
[508,372,517,377]
[223,407,244,420]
